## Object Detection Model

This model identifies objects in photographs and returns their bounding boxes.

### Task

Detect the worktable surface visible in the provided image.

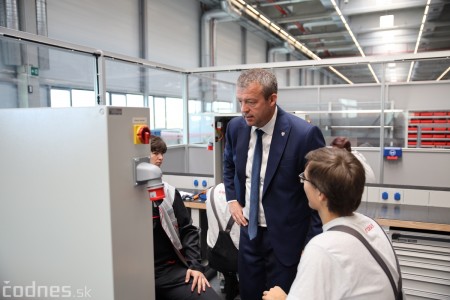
[183,201,450,232]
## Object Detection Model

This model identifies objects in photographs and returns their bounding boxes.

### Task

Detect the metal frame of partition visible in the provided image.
[2,27,450,185]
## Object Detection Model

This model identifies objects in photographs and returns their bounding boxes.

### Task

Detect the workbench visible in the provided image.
[184,200,450,299]
[184,200,450,232]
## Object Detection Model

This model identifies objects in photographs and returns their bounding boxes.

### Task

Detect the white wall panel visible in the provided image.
[216,21,241,66]
[46,0,140,57]
[147,0,200,68]
[388,82,450,110]
[246,31,266,64]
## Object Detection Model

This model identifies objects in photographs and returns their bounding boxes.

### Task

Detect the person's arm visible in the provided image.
[262,286,287,300]
[223,121,237,202]
[223,121,248,226]
[172,189,203,271]
[172,189,213,293]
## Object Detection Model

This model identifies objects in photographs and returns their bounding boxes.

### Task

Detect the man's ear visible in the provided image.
[269,93,277,106]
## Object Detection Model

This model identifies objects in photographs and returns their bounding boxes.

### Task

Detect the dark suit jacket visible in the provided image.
[223,106,325,266]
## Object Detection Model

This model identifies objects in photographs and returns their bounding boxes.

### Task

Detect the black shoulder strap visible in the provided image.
[225,216,235,233]
[329,225,402,300]
[209,185,235,232]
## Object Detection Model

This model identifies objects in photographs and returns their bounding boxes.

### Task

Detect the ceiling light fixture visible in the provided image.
[330,0,379,84]
[436,66,450,81]
[230,0,354,84]
[380,15,394,28]
[407,0,431,82]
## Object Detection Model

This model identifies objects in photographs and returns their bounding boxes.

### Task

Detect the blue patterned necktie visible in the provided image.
[249,129,264,240]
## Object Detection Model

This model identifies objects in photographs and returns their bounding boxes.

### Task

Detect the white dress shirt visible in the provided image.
[244,106,277,227]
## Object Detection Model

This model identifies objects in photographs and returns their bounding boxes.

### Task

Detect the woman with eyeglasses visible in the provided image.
[262,147,401,300]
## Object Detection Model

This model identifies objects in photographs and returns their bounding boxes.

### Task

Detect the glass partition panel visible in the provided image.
[277,64,387,147]
[187,73,236,144]
[105,59,184,145]
[148,69,184,145]
[0,35,96,108]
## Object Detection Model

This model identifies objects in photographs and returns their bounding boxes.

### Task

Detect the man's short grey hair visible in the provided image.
[237,68,278,100]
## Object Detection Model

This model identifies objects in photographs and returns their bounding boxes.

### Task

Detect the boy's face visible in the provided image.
[151,151,164,167]
[303,168,320,210]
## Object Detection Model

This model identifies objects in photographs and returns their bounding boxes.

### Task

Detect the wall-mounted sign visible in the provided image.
[384,147,402,160]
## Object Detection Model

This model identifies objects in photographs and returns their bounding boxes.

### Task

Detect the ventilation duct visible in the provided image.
[268,42,295,62]
[200,0,241,112]
[201,0,241,67]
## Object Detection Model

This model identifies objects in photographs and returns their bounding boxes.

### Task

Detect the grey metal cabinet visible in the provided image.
[389,229,450,299]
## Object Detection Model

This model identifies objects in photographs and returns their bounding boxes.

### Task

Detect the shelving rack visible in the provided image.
[292,109,402,147]
[407,110,450,148]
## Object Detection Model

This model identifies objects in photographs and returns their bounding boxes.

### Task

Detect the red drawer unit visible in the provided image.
[408,110,450,149]
[433,134,446,138]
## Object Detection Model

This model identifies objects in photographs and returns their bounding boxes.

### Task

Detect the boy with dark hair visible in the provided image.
[150,136,220,300]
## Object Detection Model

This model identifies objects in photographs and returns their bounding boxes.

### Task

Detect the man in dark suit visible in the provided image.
[223,68,325,300]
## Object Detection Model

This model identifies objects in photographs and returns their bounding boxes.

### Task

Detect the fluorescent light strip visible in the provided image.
[331,0,363,57]
[330,0,380,83]
[329,66,353,84]
[436,65,450,81]
[407,61,415,82]
[408,0,431,82]
[230,0,354,84]
[367,64,380,84]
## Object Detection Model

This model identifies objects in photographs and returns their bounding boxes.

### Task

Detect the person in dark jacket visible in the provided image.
[223,69,325,299]
[151,136,221,300]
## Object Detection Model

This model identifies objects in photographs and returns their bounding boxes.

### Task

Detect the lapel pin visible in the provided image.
[281,132,285,136]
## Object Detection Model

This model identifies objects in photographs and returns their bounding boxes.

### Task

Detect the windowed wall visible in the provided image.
[0,28,239,146]
[47,85,232,146]
[2,31,449,151]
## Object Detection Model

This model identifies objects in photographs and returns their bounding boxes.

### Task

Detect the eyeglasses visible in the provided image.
[299,172,313,185]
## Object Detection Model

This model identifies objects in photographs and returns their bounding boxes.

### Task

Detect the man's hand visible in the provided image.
[262,286,287,300]
[228,201,248,226]
[185,269,211,294]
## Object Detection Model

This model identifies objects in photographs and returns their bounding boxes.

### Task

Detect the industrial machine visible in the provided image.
[0,107,158,299]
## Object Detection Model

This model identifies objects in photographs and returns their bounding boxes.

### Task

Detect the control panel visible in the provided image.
[162,174,214,191]
[367,187,403,204]
[133,124,150,144]
[366,186,450,208]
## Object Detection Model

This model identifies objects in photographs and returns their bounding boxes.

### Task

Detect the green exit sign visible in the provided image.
[30,66,39,76]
